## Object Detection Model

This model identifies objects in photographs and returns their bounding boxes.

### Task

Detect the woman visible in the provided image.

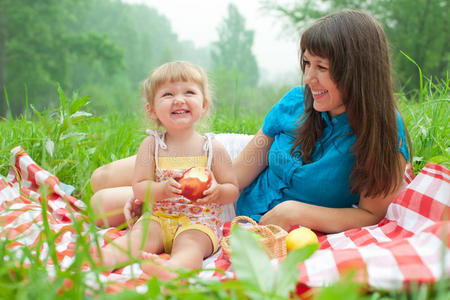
[233,9,411,233]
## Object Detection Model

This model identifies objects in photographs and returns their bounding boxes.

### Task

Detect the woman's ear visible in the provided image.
[146,103,157,120]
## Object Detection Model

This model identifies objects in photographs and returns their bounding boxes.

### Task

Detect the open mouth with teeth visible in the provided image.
[172,109,190,115]
[312,90,328,97]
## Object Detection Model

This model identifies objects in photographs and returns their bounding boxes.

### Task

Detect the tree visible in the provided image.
[211,4,259,87]
[380,0,449,92]
[0,0,122,117]
[261,0,449,94]
[0,0,6,117]
[0,0,226,117]
[72,1,194,112]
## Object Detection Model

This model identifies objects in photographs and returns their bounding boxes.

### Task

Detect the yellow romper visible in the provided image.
[148,130,222,254]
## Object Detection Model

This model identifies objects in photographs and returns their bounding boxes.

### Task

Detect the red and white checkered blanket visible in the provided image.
[0,146,449,292]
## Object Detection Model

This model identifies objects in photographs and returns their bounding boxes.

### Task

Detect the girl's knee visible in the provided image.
[90,191,106,226]
[90,166,109,192]
[90,191,103,211]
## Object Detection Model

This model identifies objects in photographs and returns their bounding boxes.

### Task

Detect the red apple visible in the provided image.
[178,167,212,201]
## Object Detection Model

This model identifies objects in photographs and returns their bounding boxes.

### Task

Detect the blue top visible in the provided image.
[236,86,409,222]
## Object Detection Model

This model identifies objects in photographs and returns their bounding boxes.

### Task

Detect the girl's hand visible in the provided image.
[124,197,143,227]
[163,173,183,198]
[195,175,221,205]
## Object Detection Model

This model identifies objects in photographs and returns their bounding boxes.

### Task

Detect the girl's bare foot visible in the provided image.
[90,244,130,268]
[141,252,178,280]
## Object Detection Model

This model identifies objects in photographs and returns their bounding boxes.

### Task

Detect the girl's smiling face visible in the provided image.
[148,80,206,131]
[303,50,345,117]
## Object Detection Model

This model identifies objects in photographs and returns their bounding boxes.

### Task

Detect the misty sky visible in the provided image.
[125,0,301,84]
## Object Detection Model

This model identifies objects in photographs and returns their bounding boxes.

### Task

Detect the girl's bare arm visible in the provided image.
[199,140,239,205]
[132,136,180,204]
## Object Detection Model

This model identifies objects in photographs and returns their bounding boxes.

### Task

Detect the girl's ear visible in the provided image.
[146,103,157,120]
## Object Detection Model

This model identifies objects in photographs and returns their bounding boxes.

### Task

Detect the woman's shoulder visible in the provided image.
[265,86,305,121]
[286,85,305,96]
[280,86,305,103]
[262,86,306,137]
[274,86,306,112]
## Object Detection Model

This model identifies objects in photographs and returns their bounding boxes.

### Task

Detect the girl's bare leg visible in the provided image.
[142,229,213,279]
[90,156,136,227]
[97,219,164,267]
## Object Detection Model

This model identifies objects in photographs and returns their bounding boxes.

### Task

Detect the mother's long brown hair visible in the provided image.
[291,10,411,198]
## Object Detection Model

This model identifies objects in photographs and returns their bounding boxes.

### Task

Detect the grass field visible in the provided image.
[0,79,448,299]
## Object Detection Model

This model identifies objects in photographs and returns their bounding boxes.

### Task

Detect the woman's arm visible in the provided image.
[232,129,274,191]
[132,136,180,203]
[90,155,136,192]
[260,154,407,233]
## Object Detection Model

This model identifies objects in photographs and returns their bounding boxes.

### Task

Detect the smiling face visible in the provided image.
[147,80,206,131]
[303,50,345,117]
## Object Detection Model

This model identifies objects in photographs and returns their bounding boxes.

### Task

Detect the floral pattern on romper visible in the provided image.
[149,130,223,241]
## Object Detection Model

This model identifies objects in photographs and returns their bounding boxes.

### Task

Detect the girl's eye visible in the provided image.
[186,90,195,95]
[162,92,172,97]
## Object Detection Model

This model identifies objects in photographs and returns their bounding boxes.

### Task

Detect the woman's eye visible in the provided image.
[318,65,328,70]
[303,60,310,66]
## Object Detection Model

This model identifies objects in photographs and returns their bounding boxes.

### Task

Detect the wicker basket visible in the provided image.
[221,216,288,259]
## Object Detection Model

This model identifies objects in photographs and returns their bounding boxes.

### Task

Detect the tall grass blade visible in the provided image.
[400,50,424,102]
[4,87,12,120]
[234,75,241,120]
[24,84,29,120]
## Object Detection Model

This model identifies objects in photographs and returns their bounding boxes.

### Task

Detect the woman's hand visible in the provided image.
[123,197,143,226]
[259,200,303,231]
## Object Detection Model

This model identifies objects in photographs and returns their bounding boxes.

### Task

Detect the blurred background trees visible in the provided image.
[210,3,260,117]
[261,0,449,95]
[211,3,259,88]
[0,0,448,118]
[0,0,211,116]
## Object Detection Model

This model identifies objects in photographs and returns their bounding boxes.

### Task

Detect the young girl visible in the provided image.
[94,61,239,276]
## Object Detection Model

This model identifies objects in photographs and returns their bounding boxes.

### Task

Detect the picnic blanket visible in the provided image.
[0,145,449,293]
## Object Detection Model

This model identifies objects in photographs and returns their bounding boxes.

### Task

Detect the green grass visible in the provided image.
[0,79,449,299]
[398,76,450,172]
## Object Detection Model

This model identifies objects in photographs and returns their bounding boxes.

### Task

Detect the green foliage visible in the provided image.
[0,0,123,116]
[398,76,450,172]
[0,0,211,117]
[210,3,262,118]
[211,3,259,88]
[261,0,449,93]
[210,78,292,128]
